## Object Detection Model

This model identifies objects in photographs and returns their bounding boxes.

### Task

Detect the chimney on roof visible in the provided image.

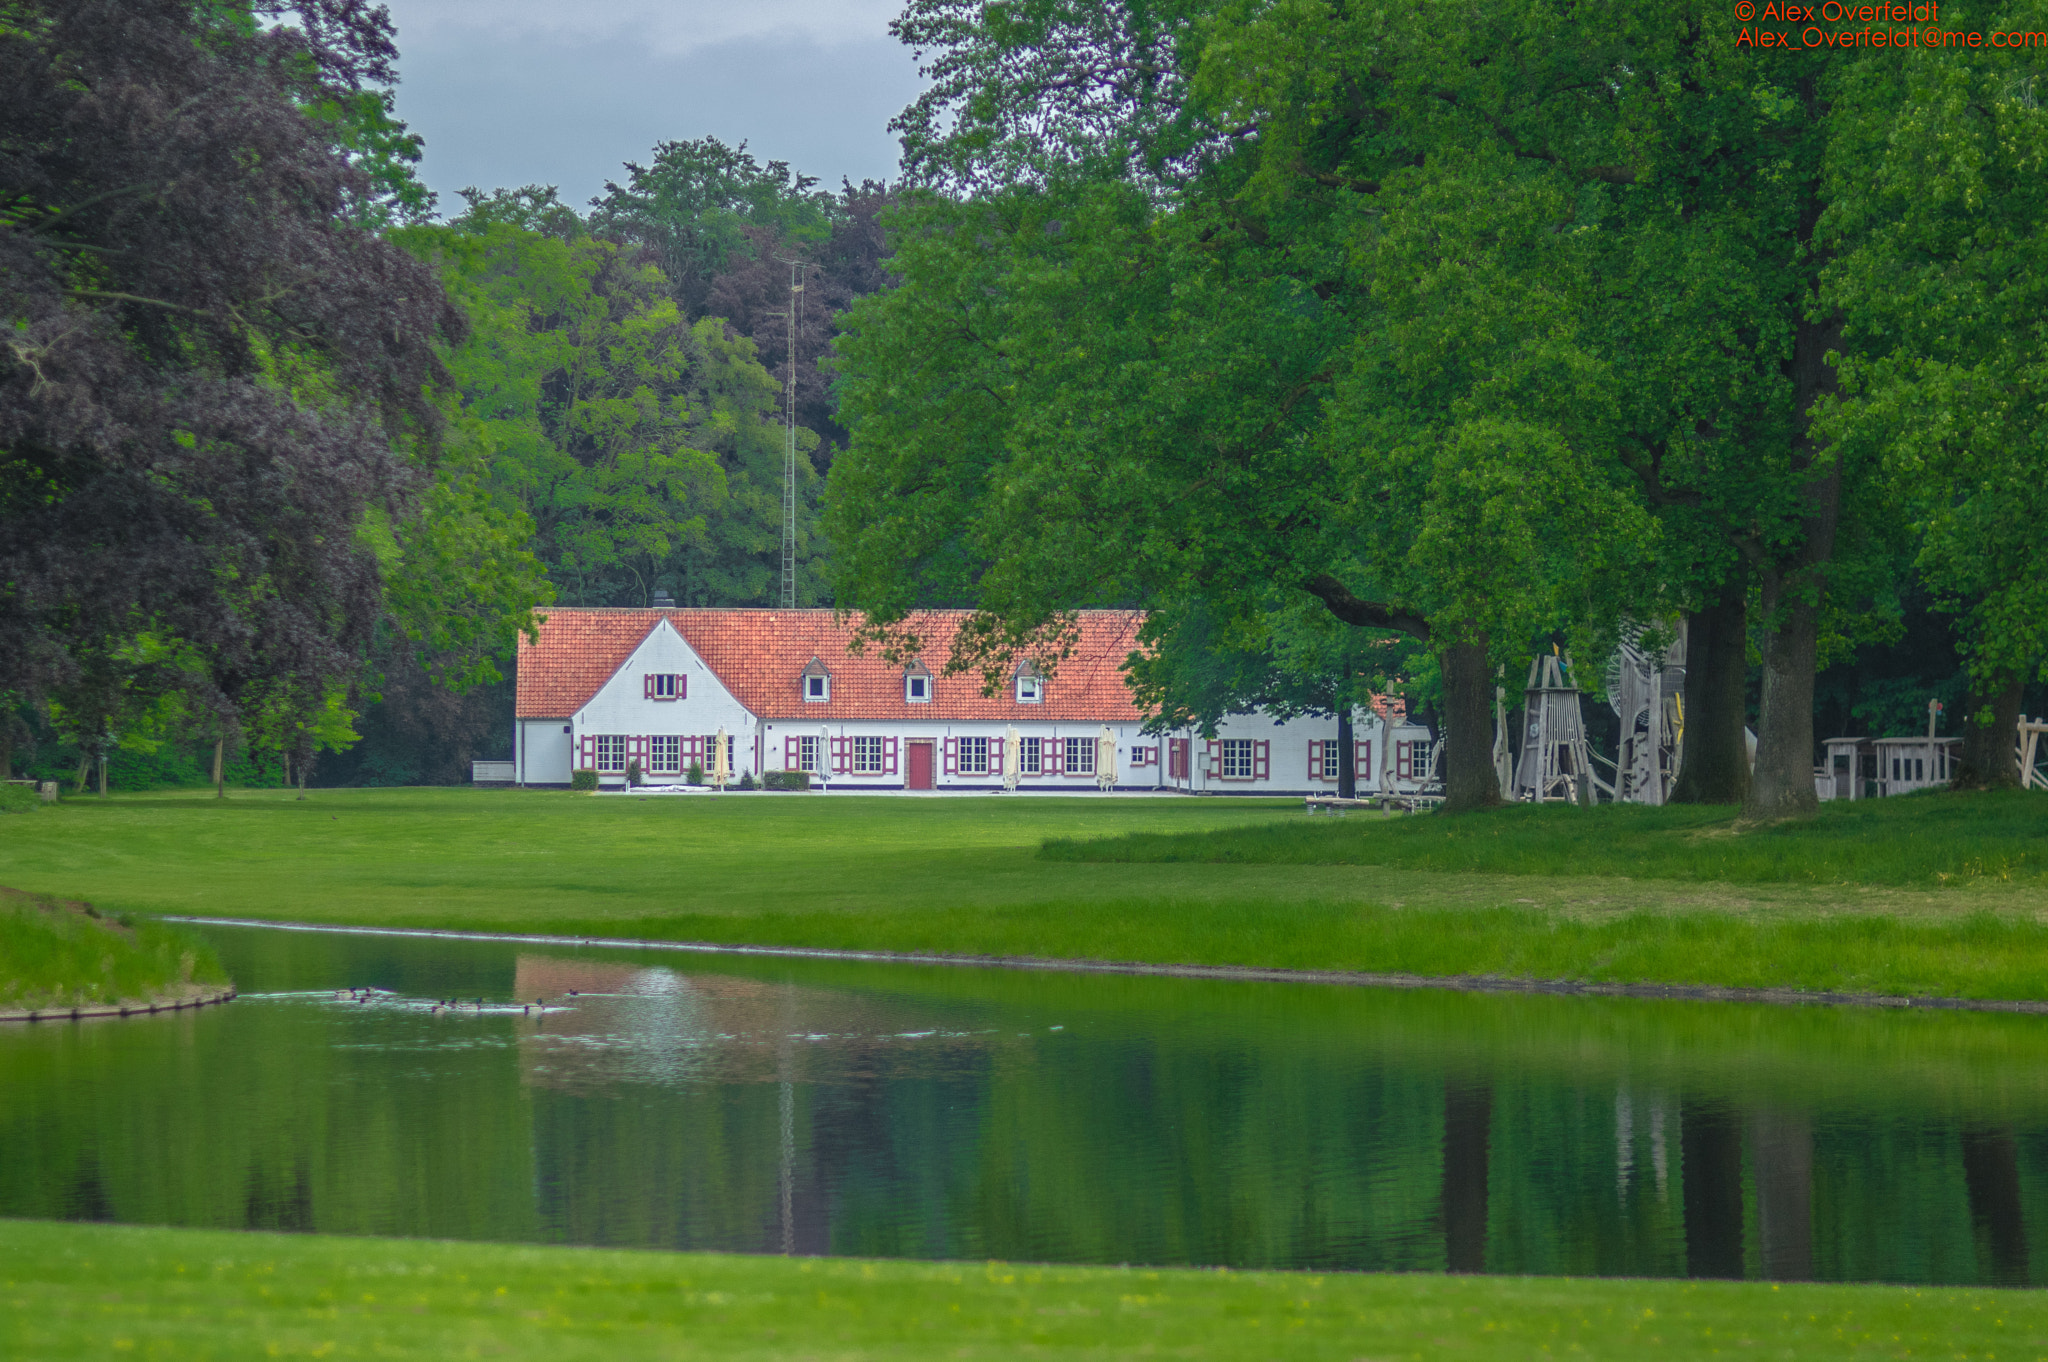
[651,588,675,608]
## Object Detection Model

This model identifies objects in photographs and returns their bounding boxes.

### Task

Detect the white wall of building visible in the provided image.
[1153,711,1438,796]
[566,619,761,784]
[757,720,1167,791]
[519,620,1442,795]
[517,719,574,785]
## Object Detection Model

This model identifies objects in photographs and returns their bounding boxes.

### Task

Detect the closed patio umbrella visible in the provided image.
[1097,725,1117,792]
[713,725,730,791]
[1003,725,1020,792]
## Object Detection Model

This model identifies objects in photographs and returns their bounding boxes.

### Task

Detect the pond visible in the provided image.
[4,922,2046,1285]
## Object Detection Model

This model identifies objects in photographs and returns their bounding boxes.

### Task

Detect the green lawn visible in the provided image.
[4,787,2048,999]
[1047,787,2048,886]
[3,1218,2041,1361]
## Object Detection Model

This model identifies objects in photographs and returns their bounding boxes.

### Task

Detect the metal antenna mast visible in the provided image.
[779,258,804,609]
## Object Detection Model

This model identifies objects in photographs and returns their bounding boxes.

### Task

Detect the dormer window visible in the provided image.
[801,658,831,702]
[1015,666,1043,704]
[904,660,932,703]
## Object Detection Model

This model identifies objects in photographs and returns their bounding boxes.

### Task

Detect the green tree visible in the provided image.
[1819,18,2048,787]
[398,218,824,607]
[589,138,838,317]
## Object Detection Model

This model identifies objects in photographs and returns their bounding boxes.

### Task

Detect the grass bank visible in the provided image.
[5,788,2048,1000]
[1045,787,2048,885]
[0,887,226,1013]
[4,1219,2042,1361]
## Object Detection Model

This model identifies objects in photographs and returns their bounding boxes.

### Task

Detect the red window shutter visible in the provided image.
[1206,741,1221,778]
[1396,741,1411,781]
[642,674,653,699]
[944,737,958,776]
[578,735,594,768]
[678,673,687,700]
[830,735,848,773]
[785,737,798,770]
[1046,736,1062,776]
[886,737,899,775]
[990,737,1004,773]
[1307,740,1323,780]
[1255,740,1270,781]
[1355,740,1371,781]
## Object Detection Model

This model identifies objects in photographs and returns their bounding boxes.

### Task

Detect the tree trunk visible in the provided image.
[1337,706,1356,800]
[0,728,11,782]
[1745,311,1843,822]
[1440,638,1503,813]
[1747,571,1823,819]
[1952,676,2023,790]
[96,753,107,797]
[212,732,226,799]
[73,754,89,794]
[1670,577,1751,805]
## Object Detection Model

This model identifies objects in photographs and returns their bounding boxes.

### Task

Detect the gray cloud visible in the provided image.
[392,0,903,54]
[382,1,927,211]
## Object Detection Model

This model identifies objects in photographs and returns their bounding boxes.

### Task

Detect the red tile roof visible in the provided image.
[516,609,1148,723]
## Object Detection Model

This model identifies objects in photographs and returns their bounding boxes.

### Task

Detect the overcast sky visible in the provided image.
[380,0,928,215]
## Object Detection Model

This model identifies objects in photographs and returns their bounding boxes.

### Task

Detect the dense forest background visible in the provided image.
[4,0,2043,796]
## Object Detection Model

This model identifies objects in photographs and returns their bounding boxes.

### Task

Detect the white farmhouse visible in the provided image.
[512,608,1437,796]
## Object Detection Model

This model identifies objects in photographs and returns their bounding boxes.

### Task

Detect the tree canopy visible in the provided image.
[829,0,2048,811]
[0,0,491,773]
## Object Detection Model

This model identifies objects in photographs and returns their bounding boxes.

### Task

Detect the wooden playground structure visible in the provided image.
[1382,637,2046,809]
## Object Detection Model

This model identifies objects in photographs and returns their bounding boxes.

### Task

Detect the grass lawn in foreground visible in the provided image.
[3,1219,2041,1361]
[5,788,2048,999]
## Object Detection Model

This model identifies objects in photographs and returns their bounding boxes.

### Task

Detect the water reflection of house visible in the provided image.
[510,954,1006,1258]
[514,955,999,1092]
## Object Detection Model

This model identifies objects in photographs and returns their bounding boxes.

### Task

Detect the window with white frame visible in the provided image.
[1019,737,1043,774]
[906,671,930,702]
[595,735,627,773]
[1063,736,1095,775]
[645,672,683,700]
[1219,738,1256,779]
[701,734,735,771]
[806,674,829,701]
[798,735,820,772]
[852,736,887,774]
[959,736,989,775]
[649,735,682,773]
[1015,673,1042,704]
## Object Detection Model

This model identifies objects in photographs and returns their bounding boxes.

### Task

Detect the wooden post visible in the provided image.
[212,731,226,799]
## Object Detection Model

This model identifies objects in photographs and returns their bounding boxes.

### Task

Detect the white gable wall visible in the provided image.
[574,621,759,781]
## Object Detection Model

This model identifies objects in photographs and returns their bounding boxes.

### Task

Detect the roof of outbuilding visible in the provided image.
[515,608,1148,723]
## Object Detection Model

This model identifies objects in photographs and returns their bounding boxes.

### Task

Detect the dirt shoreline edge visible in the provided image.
[159,915,2048,1015]
[0,986,238,1024]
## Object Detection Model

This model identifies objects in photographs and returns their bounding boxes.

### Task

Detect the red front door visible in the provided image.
[907,740,935,790]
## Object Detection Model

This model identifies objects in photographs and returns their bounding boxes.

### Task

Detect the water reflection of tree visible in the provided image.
[4,947,2048,1286]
